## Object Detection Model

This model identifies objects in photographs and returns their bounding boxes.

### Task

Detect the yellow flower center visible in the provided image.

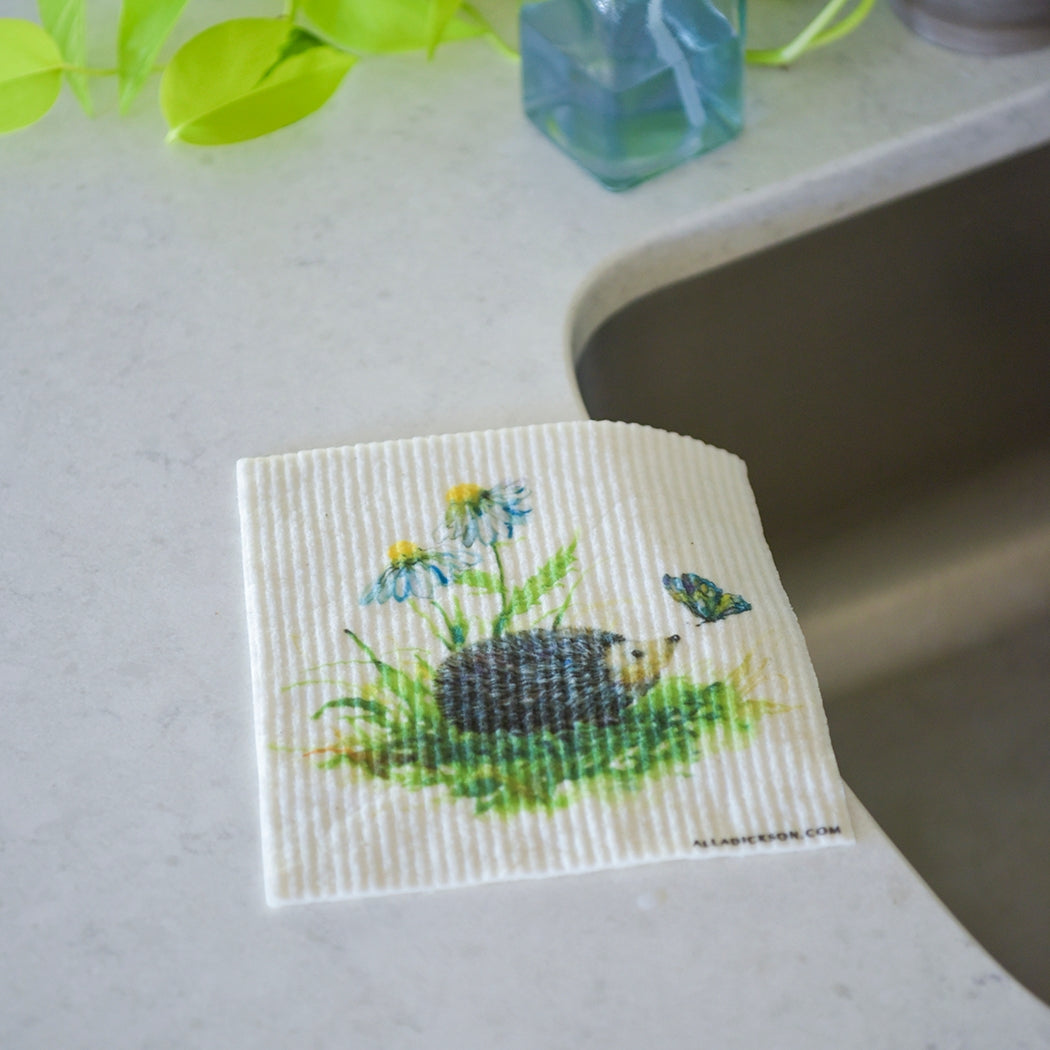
[445,483,483,506]
[387,540,422,565]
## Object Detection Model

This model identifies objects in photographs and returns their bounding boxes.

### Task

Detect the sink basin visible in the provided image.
[575,144,1050,1003]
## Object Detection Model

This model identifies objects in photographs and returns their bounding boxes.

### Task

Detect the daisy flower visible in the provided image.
[442,480,531,548]
[360,541,477,605]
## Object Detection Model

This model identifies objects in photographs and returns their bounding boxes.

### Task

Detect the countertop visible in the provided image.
[3,2,1050,1046]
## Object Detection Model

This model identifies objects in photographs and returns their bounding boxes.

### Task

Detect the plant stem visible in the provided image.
[409,599,449,647]
[490,541,512,637]
[409,598,462,650]
[547,575,582,629]
[746,0,876,66]
[431,599,459,638]
[807,0,878,49]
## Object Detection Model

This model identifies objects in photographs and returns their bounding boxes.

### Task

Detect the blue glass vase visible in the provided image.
[521,0,745,190]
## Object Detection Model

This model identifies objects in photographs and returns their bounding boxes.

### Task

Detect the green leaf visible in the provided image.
[507,538,578,616]
[300,0,484,54]
[426,0,462,56]
[343,629,432,708]
[373,661,430,706]
[36,0,90,113]
[311,696,390,724]
[455,568,503,594]
[0,19,63,134]
[117,0,189,112]
[449,595,470,649]
[160,18,356,146]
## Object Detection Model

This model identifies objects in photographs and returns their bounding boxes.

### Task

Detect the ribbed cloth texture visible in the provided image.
[238,420,852,904]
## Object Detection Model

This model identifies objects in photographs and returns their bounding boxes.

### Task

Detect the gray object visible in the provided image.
[891,0,1050,53]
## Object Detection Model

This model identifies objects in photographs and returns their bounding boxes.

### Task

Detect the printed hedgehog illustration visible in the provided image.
[434,628,681,735]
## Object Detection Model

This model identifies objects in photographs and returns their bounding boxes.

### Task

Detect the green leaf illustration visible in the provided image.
[304,667,780,816]
[160,18,356,146]
[455,568,503,594]
[117,0,189,112]
[507,538,578,616]
[449,595,470,649]
[299,0,484,54]
[344,629,431,709]
[312,696,390,724]
[451,775,502,799]
[36,0,91,113]
[0,19,64,134]
[372,658,430,707]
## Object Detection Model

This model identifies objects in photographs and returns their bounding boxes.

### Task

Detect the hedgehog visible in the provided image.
[433,627,681,735]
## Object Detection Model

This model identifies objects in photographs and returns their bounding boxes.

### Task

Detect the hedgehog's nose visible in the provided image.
[668,634,681,645]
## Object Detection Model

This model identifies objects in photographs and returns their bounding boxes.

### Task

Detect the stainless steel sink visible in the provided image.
[575,143,1050,1003]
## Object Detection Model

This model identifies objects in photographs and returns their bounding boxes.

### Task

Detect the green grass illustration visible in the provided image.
[301,636,784,815]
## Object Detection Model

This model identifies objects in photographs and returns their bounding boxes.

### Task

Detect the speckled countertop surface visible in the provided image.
[3,1,1050,1045]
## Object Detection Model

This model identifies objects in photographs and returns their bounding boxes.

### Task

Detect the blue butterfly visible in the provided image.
[662,573,752,624]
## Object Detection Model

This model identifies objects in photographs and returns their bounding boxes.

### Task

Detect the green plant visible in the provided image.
[0,0,877,142]
[0,0,514,142]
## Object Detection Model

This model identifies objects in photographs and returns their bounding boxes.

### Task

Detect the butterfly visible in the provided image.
[662,573,752,624]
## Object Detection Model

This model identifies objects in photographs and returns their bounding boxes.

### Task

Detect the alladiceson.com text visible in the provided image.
[693,826,843,848]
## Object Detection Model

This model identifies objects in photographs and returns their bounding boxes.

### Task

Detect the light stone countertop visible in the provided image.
[3,2,1050,1046]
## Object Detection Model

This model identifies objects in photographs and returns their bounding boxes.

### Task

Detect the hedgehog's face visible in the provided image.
[603,634,681,692]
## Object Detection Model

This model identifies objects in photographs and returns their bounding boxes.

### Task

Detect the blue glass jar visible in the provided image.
[521,0,745,190]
